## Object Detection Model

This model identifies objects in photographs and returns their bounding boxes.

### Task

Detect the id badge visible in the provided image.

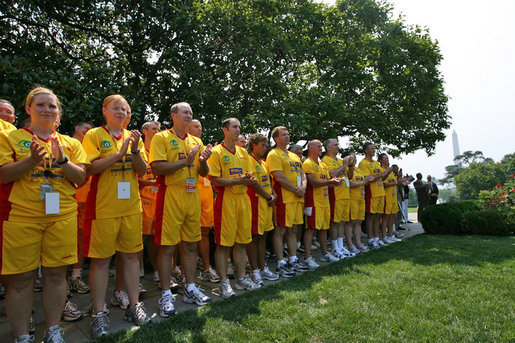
[186,177,196,193]
[297,175,302,188]
[361,188,365,198]
[203,178,211,187]
[344,177,350,188]
[378,179,383,188]
[45,192,60,214]
[118,182,131,199]
[40,183,54,200]
[323,188,329,199]
[303,207,313,216]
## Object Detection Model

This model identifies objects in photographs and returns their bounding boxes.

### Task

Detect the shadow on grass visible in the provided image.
[98,234,514,343]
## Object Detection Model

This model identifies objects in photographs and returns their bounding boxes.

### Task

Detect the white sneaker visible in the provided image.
[109,290,129,310]
[348,245,360,254]
[304,256,320,269]
[200,266,220,283]
[312,239,321,249]
[153,271,160,285]
[332,249,345,260]
[377,239,387,246]
[388,235,401,243]
[341,247,356,257]
[184,285,211,306]
[358,244,370,253]
[320,253,339,262]
[235,275,261,290]
[158,293,176,318]
[369,240,380,250]
[219,279,235,298]
[393,229,405,238]
[251,270,264,285]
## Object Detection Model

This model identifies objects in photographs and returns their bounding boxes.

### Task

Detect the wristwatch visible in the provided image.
[56,156,69,165]
[131,148,140,154]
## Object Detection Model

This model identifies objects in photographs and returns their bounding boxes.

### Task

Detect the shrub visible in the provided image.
[419,200,507,235]
[479,174,515,211]
[461,210,515,236]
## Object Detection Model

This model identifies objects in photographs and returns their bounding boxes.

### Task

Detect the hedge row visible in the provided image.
[420,200,514,236]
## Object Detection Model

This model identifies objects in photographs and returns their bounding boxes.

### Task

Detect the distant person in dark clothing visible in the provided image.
[413,173,429,222]
[427,175,439,205]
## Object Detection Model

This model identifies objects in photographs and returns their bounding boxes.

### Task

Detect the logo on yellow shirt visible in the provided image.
[101,140,112,148]
[229,168,243,175]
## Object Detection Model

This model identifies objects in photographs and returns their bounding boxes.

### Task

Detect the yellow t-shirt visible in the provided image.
[349,167,366,201]
[321,155,350,200]
[248,154,272,198]
[0,119,16,132]
[384,172,397,202]
[358,159,385,197]
[303,157,330,208]
[149,129,204,188]
[0,128,88,222]
[207,144,252,195]
[266,147,303,204]
[82,126,146,219]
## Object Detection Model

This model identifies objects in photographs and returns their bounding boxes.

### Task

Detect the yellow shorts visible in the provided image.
[1,216,78,275]
[199,180,214,228]
[384,197,399,215]
[332,199,350,223]
[250,195,274,236]
[366,196,385,214]
[274,201,303,228]
[306,206,330,230]
[154,186,201,246]
[214,191,251,246]
[141,196,156,235]
[350,198,365,221]
[77,202,86,230]
[83,212,143,258]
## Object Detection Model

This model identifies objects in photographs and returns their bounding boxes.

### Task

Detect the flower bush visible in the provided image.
[479,174,515,211]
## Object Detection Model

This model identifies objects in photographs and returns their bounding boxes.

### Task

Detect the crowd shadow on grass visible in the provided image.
[99,234,514,343]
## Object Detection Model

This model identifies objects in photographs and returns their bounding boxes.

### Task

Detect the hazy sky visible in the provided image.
[320,0,515,183]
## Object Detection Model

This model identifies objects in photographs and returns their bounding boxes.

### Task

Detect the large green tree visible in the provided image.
[0,0,449,151]
[454,162,508,200]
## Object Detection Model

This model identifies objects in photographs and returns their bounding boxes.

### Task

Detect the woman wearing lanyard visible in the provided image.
[0,87,88,343]
[81,95,149,338]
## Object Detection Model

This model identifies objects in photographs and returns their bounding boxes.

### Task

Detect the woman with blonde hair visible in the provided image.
[81,94,149,338]
[0,86,88,343]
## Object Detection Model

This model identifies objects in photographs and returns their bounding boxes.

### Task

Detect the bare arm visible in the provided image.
[270,170,297,193]
[306,173,341,188]
[208,172,256,188]
[151,144,201,176]
[88,136,131,175]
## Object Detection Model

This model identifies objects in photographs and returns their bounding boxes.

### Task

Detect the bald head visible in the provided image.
[307,139,323,158]
[188,119,202,138]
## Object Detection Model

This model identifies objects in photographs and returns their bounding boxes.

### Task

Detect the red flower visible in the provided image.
[496,184,500,187]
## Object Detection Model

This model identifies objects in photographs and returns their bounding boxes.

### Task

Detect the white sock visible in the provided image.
[289,256,297,264]
[71,268,81,280]
[186,283,196,292]
[337,237,344,250]
[296,241,301,249]
[277,259,286,267]
[162,289,172,297]
[252,269,260,277]
[331,240,338,250]
[283,243,288,249]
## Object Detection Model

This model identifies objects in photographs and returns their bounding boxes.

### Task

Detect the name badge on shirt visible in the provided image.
[303,207,313,216]
[186,177,196,193]
[40,183,54,200]
[323,188,329,199]
[297,175,302,188]
[45,192,60,214]
[378,180,383,188]
[361,188,365,198]
[118,182,131,199]
[344,177,350,188]
[204,178,211,187]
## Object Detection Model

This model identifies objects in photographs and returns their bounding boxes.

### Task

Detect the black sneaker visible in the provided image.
[288,260,308,273]
[276,263,295,278]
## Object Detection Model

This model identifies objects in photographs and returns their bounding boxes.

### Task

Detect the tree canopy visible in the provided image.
[1,0,449,154]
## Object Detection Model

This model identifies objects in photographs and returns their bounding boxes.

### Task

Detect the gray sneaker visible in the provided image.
[184,285,212,306]
[357,244,370,253]
[276,263,295,278]
[304,256,320,269]
[260,266,279,281]
[62,300,82,322]
[251,271,264,285]
[69,277,89,294]
[219,279,235,298]
[235,275,261,290]
[91,311,110,339]
[15,335,34,343]
[200,266,220,283]
[125,302,151,326]
[289,260,308,272]
[43,325,65,343]
[109,290,129,309]
[349,245,360,255]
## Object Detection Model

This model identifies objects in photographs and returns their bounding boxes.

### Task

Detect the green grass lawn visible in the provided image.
[408,207,417,212]
[101,235,515,343]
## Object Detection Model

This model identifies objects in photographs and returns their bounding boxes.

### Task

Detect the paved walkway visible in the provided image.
[0,213,423,342]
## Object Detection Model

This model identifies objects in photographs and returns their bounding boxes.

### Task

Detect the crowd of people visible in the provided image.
[0,88,413,343]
